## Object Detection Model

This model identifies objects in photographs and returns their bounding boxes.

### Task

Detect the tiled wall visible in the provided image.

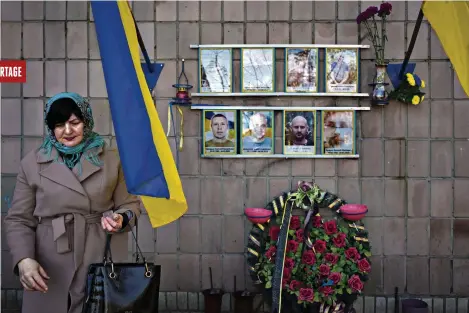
[2,1,469,311]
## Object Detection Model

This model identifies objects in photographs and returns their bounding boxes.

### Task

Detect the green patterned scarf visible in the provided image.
[40,92,105,174]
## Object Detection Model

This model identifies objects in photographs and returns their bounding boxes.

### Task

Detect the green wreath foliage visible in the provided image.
[246,181,372,310]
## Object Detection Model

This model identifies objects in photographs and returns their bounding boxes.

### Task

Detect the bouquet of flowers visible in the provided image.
[356,2,392,65]
[256,201,372,308]
[389,72,426,105]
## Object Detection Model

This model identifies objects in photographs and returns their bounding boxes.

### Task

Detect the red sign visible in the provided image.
[0,60,26,83]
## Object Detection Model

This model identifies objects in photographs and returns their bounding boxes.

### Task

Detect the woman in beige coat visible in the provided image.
[4,92,141,313]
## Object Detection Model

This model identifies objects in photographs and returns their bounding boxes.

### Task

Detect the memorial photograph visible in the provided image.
[240,110,274,155]
[202,110,237,155]
[199,48,232,93]
[322,110,355,155]
[283,110,316,155]
[285,48,319,93]
[325,48,359,93]
[241,48,275,93]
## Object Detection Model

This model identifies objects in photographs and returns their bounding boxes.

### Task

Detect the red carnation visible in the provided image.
[378,2,392,17]
[358,258,371,273]
[290,216,301,230]
[298,288,314,302]
[269,226,280,242]
[348,275,364,292]
[313,240,327,254]
[323,220,337,235]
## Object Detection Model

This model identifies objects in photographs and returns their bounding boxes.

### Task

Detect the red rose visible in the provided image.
[283,268,292,280]
[287,240,299,253]
[269,226,280,241]
[319,286,334,297]
[290,280,301,291]
[302,250,316,265]
[290,216,301,230]
[284,257,295,270]
[313,240,327,254]
[324,253,339,265]
[332,233,346,248]
[323,220,337,235]
[282,278,290,288]
[318,264,330,276]
[298,288,314,302]
[348,275,364,292]
[313,215,322,227]
[265,246,276,261]
[329,272,342,284]
[358,258,371,273]
[295,229,304,242]
[345,247,360,261]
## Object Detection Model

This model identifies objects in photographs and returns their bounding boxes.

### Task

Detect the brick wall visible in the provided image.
[2,1,469,312]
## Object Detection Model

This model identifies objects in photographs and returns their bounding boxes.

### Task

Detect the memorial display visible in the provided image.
[246,181,371,313]
[321,111,355,155]
[325,48,359,94]
[199,48,233,93]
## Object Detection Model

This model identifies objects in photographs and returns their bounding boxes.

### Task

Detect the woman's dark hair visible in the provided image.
[45,98,84,130]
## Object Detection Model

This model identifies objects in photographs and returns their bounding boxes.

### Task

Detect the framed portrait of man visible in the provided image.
[241,48,275,93]
[202,110,237,155]
[199,48,233,94]
[240,110,274,155]
[325,48,359,93]
[322,110,356,155]
[283,110,316,155]
[285,48,319,93]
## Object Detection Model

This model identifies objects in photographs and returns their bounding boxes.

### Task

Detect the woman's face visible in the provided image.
[53,114,84,147]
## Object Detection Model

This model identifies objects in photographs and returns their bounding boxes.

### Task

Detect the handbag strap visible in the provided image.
[103,215,146,264]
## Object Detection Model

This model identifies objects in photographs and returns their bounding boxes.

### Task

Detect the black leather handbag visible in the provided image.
[82,223,161,313]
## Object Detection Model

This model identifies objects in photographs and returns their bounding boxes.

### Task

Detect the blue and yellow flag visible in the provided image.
[422,0,469,97]
[91,0,187,228]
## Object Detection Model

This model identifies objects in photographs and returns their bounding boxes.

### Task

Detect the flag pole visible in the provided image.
[398,8,424,80]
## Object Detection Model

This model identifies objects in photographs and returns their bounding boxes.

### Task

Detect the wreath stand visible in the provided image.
[245,181,371,313]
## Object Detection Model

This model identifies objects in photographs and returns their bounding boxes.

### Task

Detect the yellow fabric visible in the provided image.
[422,0,469,97]
[117,2,187,228]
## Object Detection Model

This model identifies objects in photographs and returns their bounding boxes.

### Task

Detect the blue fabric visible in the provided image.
[91,1,169,199]
[387,63,416,88]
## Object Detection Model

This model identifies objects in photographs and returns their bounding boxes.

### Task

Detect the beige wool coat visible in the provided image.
[4,145,141,313]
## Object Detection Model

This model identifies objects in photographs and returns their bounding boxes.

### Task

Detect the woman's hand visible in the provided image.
[17,258,49,293]
[101,213,123,233]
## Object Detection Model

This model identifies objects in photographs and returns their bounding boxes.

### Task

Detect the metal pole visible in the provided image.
[398,9,424,80]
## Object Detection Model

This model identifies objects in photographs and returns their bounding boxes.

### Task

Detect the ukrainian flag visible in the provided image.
[422,0,469,97]
[91,0,187,228]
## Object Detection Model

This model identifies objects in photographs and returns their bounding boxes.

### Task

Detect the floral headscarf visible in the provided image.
[40,92,105,173]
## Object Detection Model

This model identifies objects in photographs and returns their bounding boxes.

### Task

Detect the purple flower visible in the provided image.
[356,5,379,23]
[378,2,393,17]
